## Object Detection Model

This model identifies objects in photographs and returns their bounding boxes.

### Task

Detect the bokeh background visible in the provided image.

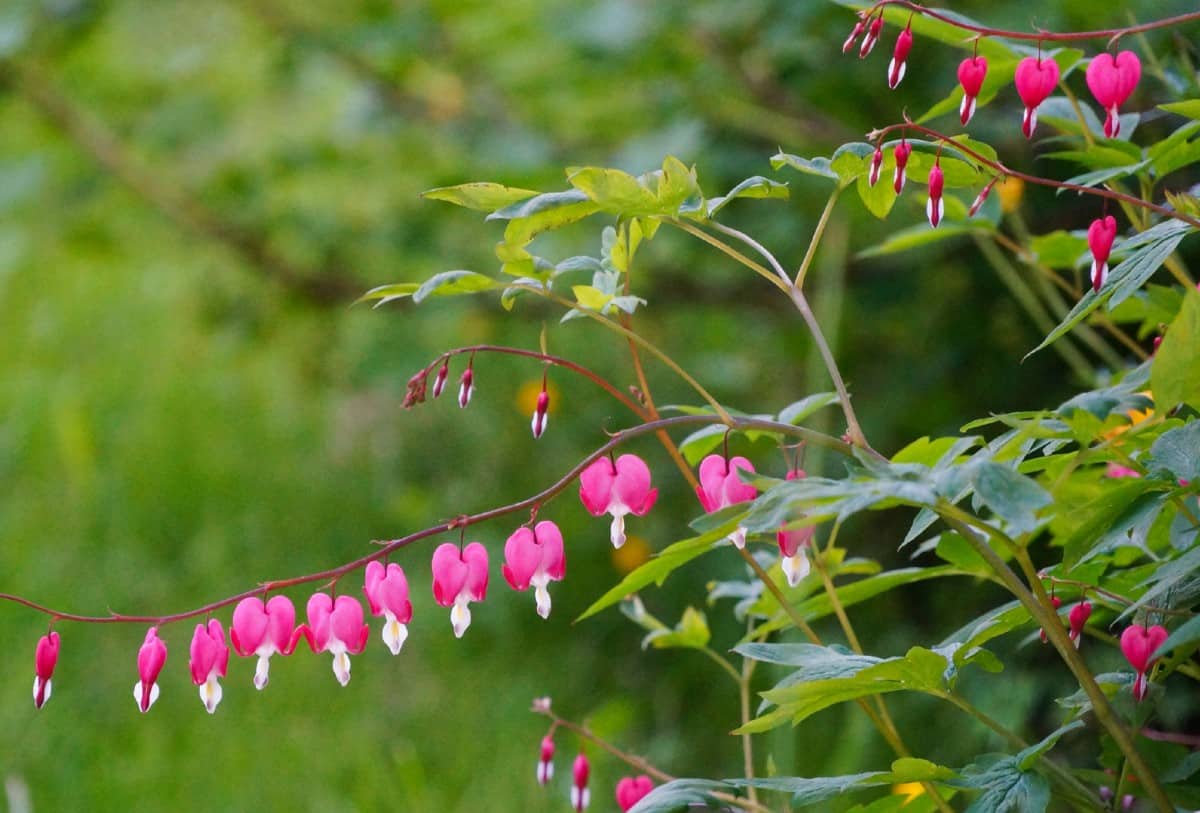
[1,1,1196,810]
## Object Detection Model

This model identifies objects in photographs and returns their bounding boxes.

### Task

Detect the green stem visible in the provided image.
[740,621,759,806]
[702,646,744,684]
[794,187,842,289]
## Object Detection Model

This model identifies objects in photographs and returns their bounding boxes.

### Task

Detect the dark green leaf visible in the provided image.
[970,462,1051,534]
[858,223,984,258]
[1148,420,1200,482]
[627,779,730,813]
[1152,614,1200,661]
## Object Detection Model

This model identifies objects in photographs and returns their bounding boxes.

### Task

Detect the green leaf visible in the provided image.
[1029,231,1088,270]
[421,182,538,212]
[856,169,899,219]
[1148,420,1200,482]
[355,282,420,308]
[777,392,840,425]
[1160,100,1200,120]
[1152,291,1200,410]
[576,525,731,622]
[791,567,971,622]
[643,606,711,650]
[627,779,730,813]
[1147,120,1200,177]
[656,155,704,214]
[571,284,612,311]
[1018,721,1085,771]
[970,462,1051,534]
[729,759,956,807]
[858,223,983,258]
[1024,220,1194,358]
[566,166,660,215]
[771,151,838,181]
[412,270,499,304]
[706,176,788,217]
[1153,614,1200,661]
[488,190,600,245]
[1058,480,1168,569]
[1059,161,1149,190]
[735,642,881,674]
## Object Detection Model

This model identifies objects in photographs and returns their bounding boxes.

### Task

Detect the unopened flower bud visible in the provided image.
[868,147,883,187]
[1067,600,1092,648]
[842,20,865,55]
[432,361,449,398]
[33,632,60,709]
[571,754,591,811]
[458,367,475,408]
[859,16,883,59]
[926,161,945,228]
[531,389,549,438]
[968,178,999,217]
[887,24,913,89]
[537,735,555,785]
[893,140,912,194]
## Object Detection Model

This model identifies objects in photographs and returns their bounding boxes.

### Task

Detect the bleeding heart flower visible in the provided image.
[968,177,998,217]
[230,595,297,690]
[458,366,475,408]
[893,140,913,194]
[1088,215,1118,292]
[579,453,658,549]
[1040,595,1062,643]
[616,775,655,811]
[887,24,913,89]
[188,619,230,714]
[842,19,866,55]
[1086,51,1141,138]
[432,360,449,398]
[432,541,490,638]
[297,593,370,687]
[777,469,815,587]
[926,160,945,228]
[133,627,168,713]
[502,521,566,619]
[868,146,884,187]
[537,735,555,785]
[859,16,884,59]
[531,387,550,438]
[363,561,413,656]
[32,631,60,709]
[958,56,988,125]
[1120,623,1168,702]
[1015,57,1060,138]
[571,754,591,812]
[1067,600,1092,649]
[696,454,757,549]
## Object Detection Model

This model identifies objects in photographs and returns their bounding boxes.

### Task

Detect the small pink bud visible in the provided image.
[537,736,555,785]
[842,20,865,55]
[926,161,944,228]
[1121,794,1134,811]
[1086,51,1141,138]
[1099,786,1113,802]
[616,775,655,811]
[957,56,988,125]
[33,632,60,709]
[571,754,591,812]
[893,140,912,194]
[968,177,998,217]
[1015,57,1060,138]
[531,388,550,438]
[1087,216,1117,292]
[134,627,168,713]
[887,25,913,89]
[1105,463,1140,479]
[458,367,474,408]
[432,361,449,398]
[1067,600,1092,648]
[1040,595,1063,644]
[1121,623,1168,702]
[1152,335,1163,353]
[859,16,883,59]
[868,146,883,187]
[777,469,814,587]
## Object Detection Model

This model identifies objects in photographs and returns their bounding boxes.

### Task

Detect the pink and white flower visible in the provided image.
[1087,215,1117,292]
[571,754,591,812]
[432,541,490,638]
[842,19,866,55]
[230,595,298,690]
[32,631,60,709]
[298,593,370,687]
[887,24,913,89]
[531,388,550,438]
[1067,600,1092,649]
[697,454,757,549]
[432,360,449,398]
[503,521,566,619]
[957,56,988,125]
[1086,51,1141,138]
[537,735,555,785]
[363,561,413,656]
[188,619,230,713]
[616,775,655,812]
[858,15,883,59]
[777,469,815,587]
[893,140,913,194]
[1120,623,1168,702]
[1015,56,1060,138]
[133,627,168,713]
[458,367,474,408]
[579,453,658,548]
[926,161,945,228]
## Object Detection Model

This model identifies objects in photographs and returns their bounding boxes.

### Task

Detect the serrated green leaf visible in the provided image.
[421,182,538,212]
[412,270,498,304]
[1151,291,1200,410]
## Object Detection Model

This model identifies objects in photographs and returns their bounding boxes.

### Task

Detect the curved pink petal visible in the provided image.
[1015,57,1060,108]
[957,56,987,97]
[462,541,490,601]
[635,488,658,515]
[189,620,229,684]
[330,595,369,655]
[579,458,616,516]
[363,560,386,616]
[432,543,469,607]
[35,632,60,681]
[612,454,654,515]
[503,527,541,590]
[1120,624,1168,672]
[697,454,729,511]
[723,456,758,506]
[304,593,334,652]
[535,521,566,581]
[230,597,268,657]
[265,595,298,655]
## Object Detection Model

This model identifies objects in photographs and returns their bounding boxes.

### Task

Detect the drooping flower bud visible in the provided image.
[1040,595,1062,643]
[777,469,814,587]
[134,627,168,713]
[887,24,913,89]
[1087,215,1118,292]
[1067,600,1092,648]
[1086,51,1141,139]
[968,177,999,217]
[531,388,550,438]
[432,360,450,399]
[458,366,475,408]
[1121,623,1168,702]
[571,754,591,812]
[842,20,866,55]
[868,146,884,187]
[957,56,988,125]
[893,140,913,194]
[926,161,945,228]
[616,776,655,812]
[859,15,884,59]
[537,736,555,785]
[1015,56,1060,138]
[33,631,60,709]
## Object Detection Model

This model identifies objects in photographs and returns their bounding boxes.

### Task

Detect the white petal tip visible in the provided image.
[333,652,352,686]
[729,527,747,550]
[451,602,471,638]
[254,656,271,690]
[33,677,51,708]
[610,515,627,549]
[535,585,552,619]
[383,620,408,656]
[782,552,811,587]
[134,681,160,713]
[200,678,223,714]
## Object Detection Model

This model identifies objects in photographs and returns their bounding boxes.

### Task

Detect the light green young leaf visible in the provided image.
[567,166,660,214]
[705,175,789,217]
[421,182,538,212]
[1159,100,1200,120]
[1151,291,1200,410]
[412,270,499,304]
[771,150,838,181]
[777,392,840,425]
[355,282,420,308]
[488,190,600,245]
[643,606,711,650]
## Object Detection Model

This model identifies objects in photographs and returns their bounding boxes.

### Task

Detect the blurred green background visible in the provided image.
[1,1,1196,810]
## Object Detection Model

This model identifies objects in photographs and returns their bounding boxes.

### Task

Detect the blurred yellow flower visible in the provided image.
[892,782,925,805]
[612,535,651,574]
[515,379,560,416]
[998,176,1024,213]
[1100,391,1154,440]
